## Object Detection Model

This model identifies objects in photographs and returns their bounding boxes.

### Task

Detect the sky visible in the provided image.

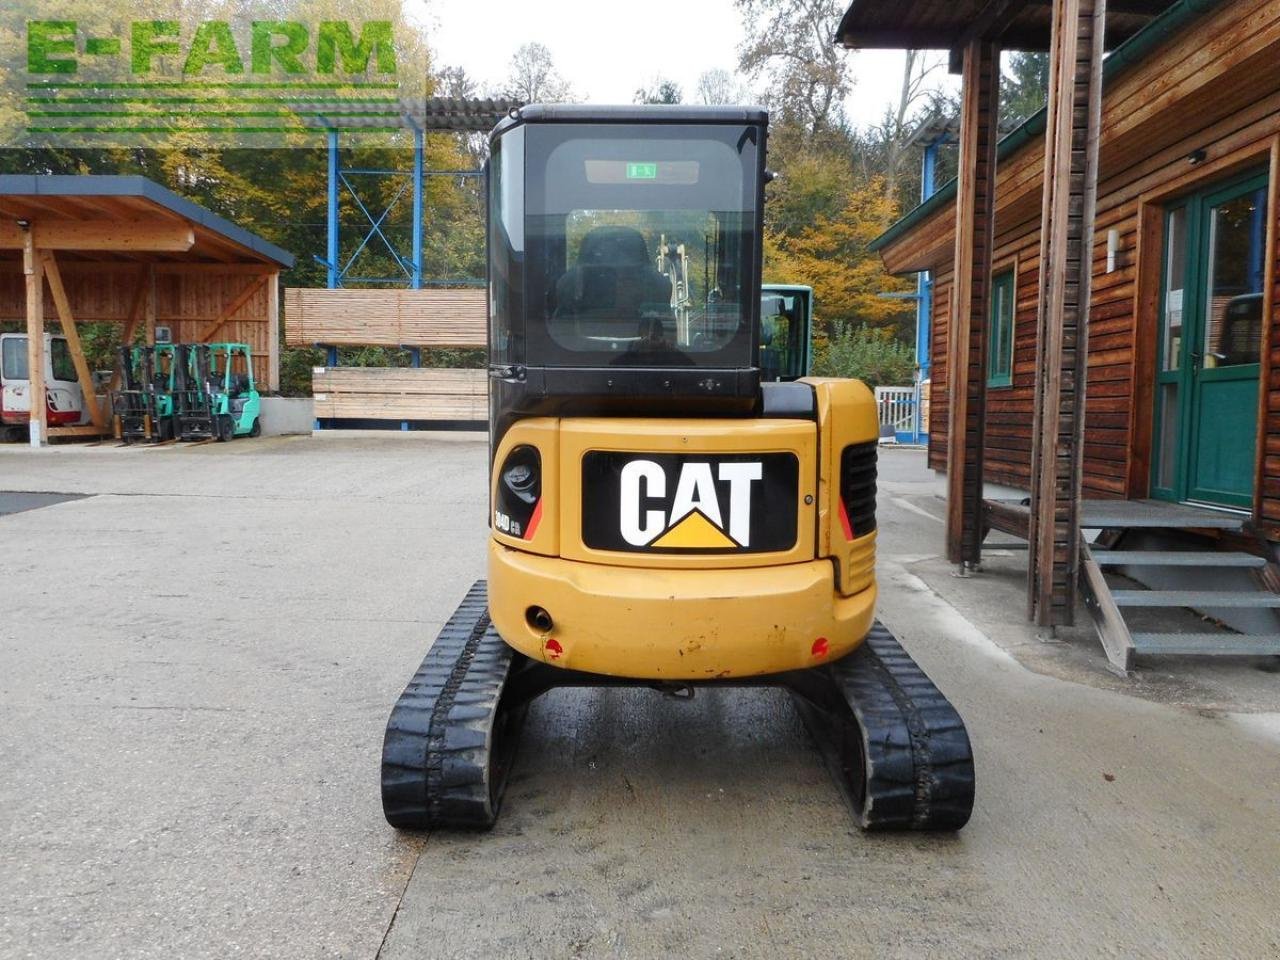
[412,0,958,131]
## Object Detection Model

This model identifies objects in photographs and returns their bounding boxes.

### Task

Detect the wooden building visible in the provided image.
[839,0,1280,669]
[0,175,294,444]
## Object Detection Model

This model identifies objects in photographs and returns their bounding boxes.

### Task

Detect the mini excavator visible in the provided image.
[382,105,974,832]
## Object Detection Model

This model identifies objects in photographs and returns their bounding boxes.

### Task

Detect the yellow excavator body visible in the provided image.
[487,379,879,679]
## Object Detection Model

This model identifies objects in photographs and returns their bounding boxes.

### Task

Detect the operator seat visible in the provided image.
[553,225,672,340]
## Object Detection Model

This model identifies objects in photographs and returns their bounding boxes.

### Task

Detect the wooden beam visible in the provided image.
[0,220,195,252]
[954,0,1035,53]
[1027,0,1108,626]
[106,267,150,394]
[41,252,106,430]
[201,275,268,343]
[47,424,108,438]
[22,228,46,447]
[946,39,1001,567]
[267,272,280,392]
[144,265,156,346]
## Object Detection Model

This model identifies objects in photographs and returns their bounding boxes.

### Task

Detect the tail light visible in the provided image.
[838,441,877,540]
[495,444,542,540]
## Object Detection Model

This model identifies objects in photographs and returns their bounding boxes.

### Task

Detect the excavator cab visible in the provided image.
[382,105,974,834]
[760,283,813,381]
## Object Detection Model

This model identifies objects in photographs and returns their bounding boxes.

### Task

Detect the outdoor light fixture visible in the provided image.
[1106,228,1120,273]
[1187,148,1207,165]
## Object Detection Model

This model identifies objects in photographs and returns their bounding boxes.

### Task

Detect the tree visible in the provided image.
[695,69,750,105]
[765,176,916,341]
[735,0,851,134]
[867,50,945,204]
[634,78,682,105]
[811,323,915,386]
[501,42,575,103]
[1000,52,1049,127]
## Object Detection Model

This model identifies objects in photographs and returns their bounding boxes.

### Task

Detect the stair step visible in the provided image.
[1130,633,1280,656]
[1112,590,1280,608]
[1091,550,1266,568]
[1081,500,1245,531]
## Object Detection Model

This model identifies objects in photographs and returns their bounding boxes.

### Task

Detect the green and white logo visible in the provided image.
[4,10,428,148]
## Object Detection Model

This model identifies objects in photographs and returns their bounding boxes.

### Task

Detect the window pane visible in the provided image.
[1162,207,1186,372]
[1156,382,1179,489]
[760,291,803,381]
[50,338,76,382]
[525,124,758,369]
[2,337,29,380]
[1201,186,1266,369]
[989,271,1014,383]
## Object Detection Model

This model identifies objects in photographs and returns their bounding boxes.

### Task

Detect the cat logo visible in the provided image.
[581,451,800,554]
[620,460,760,548]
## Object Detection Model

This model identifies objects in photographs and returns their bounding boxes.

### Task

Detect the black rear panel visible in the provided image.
[840,441,877,538]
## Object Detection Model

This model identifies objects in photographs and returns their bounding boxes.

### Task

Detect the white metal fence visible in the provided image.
[875,386,917,441]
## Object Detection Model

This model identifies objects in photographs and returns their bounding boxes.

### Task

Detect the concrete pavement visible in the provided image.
[0,436,1277,959]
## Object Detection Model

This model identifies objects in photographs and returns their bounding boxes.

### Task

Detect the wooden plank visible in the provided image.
[284,287,486,348]
[106,267,150,394]
[267,272,280,393]
[201,275,268,343]
[0,220,195,252]
[47,424,108,438]
[946,39,1000,567]
[311,366,488,421]
[1079,541,1136,674]
[144,264,156,346]
[40,252,106,430]
[23,228,46,446]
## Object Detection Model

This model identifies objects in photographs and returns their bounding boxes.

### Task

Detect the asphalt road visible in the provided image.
[1,435,1277,959]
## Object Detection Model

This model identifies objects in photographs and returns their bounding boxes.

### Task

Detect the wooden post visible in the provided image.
[22,227,46,448]
[1028,0,1108,625]
[42,252,107,431]
[144,264,156,346]
[267,271,280,393]
[946,39,1001,568]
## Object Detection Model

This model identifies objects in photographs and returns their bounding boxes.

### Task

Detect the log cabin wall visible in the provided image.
[884,0,1280,527]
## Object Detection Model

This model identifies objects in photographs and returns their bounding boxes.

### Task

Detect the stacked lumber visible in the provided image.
[284,288,486,347]
[311,366,488,421]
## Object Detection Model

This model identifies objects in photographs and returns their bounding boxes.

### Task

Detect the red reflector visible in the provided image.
[837,498,854,541]
[811,637,829,658]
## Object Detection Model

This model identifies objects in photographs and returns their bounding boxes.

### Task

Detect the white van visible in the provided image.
[0,333,88,440]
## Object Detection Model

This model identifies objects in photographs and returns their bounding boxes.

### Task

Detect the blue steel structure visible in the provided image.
[313,99,516,429]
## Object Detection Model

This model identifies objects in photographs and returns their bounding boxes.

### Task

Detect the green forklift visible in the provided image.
[110,344,179,443]
[175,342,261,441]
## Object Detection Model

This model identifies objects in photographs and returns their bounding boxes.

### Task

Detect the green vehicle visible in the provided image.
[110,344,179,443]
[176,342,261,442]
[759,284,813,381]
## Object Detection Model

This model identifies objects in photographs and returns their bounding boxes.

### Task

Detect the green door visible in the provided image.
[1152,171,1269,509]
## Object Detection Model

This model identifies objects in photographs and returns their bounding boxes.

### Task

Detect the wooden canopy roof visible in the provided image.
[0,175,294,267]
[836,0,1184,52]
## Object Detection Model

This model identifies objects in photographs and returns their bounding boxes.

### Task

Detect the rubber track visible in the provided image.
[828,621,975,830]
[380,581,523,830]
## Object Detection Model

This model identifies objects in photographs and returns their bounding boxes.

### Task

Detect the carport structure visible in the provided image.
[0,175,294,445]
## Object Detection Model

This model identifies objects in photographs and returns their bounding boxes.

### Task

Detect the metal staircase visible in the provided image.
[1078,500,1280,673]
